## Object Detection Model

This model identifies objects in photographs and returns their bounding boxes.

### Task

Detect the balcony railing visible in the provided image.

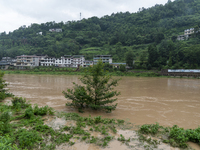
[94,57,111,59]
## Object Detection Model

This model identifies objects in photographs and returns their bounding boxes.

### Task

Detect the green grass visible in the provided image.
[80,47,102,53]
[138,123,200,148]
[3,69,161,77]
[0,95,131,149]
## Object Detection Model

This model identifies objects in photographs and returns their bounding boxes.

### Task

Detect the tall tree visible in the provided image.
[125,51,135,68]
[148,44,158,67]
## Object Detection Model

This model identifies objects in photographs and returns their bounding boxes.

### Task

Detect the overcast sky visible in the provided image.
[0,0,173,33]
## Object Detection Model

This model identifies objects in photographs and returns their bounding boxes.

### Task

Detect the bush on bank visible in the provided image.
[139,123,200,148]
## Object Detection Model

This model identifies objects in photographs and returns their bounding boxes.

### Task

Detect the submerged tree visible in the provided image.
[63,61,120,113]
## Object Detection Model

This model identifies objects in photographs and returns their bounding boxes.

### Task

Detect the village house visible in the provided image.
[40,57,55,67]
[0,57,16,69]
[16,55,46,69]
[49,28,62,32]
[39,55,85,68]
[177,28,195,40]
[93,55,112,65]
[83,60,94,67]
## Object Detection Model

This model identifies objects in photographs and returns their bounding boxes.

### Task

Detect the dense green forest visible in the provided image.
[1,0,200,69]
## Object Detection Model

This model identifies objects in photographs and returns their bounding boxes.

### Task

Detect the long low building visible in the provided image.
[40,55,85,68]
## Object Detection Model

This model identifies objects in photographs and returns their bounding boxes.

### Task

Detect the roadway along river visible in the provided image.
[4,74,200,129]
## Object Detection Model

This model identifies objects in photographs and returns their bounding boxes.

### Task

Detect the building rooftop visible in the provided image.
[94,55,112,57]
[73,55,84,58]
[84,60,93,62]
[110,63,126,65]
[16,55,46,58]
[63,55,72,57]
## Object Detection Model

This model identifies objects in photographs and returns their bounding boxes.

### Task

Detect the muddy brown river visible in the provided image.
[3,74,200,129]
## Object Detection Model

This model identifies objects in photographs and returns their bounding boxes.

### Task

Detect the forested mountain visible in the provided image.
[1,0,200,69]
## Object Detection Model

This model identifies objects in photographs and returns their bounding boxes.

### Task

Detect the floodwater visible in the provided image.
[3,74,200,129]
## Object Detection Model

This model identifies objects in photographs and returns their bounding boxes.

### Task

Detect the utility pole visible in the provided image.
[80,12,81,20]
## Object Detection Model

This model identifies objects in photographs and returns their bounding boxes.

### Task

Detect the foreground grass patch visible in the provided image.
[138,123,200,148]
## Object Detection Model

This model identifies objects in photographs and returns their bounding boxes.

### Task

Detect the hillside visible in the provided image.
[0,0,200,69]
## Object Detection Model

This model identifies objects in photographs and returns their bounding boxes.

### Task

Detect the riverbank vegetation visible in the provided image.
[0,71,200,149]
[0,72,12,101]
[3,66,200,80]
[3,65,162,77]
[138,123,200,148]
[3,69,162,77]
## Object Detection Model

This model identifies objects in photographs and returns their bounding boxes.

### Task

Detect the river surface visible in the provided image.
[3,74,200,129]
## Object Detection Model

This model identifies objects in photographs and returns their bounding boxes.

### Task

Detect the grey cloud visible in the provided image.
[0,0,172,33]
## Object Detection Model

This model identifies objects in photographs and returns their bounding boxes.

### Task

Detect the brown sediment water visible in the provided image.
[3,74,200,129]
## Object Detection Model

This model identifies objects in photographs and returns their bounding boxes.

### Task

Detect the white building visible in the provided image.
[40,55,85,68]
[178,28,196,40]
[184,28,194,35]
[71,55,85,68]
[49,28,62,32]
[62,55,72,67]
[55,57,63,67]
[40,57,55,66]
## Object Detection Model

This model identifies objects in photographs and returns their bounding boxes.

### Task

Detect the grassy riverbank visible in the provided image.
[3,69,161,77]
[4,69,200,79]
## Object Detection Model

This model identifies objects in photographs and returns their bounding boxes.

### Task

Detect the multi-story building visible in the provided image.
[2,57,16,65]
[184,28,194,36]
[177,35,185,41]
[177,28,195,40]
[62,55,72,67]
[93,55,112,64]
[16,55,46,69]
[0,57,16,69]
[40,57,55,67]
[71,55,85,68]
[39,55,85,68]
[83,60,93,67]
[55,57,63,67]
